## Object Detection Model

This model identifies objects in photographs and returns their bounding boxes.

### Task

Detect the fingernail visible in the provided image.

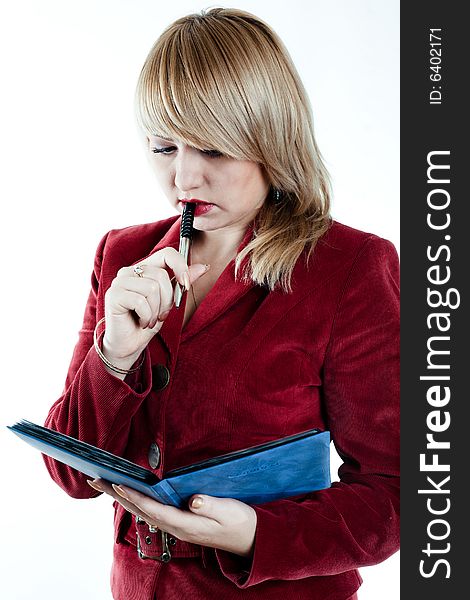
[158,310,171,321]
[191,496,204,509]
[112,484,129,500]
[183,272,191,291]
[87,479,102,491]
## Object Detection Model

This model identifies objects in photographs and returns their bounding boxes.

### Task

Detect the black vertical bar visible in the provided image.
[401,2,467,597]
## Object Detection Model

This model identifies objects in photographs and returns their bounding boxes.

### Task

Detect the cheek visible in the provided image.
[243,171,269,206]
[150,163,173,190]
[226,166,269,206]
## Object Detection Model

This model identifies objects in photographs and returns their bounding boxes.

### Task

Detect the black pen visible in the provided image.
[174,202,196,308]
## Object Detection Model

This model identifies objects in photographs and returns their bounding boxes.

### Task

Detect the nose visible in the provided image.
[174,147,205,195]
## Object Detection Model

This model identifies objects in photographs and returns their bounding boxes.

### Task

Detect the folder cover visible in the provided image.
[8,420,331,507]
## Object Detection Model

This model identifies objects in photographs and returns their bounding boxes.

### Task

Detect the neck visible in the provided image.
[192,223,251,264]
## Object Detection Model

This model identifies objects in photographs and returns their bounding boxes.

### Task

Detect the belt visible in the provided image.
[134,516,203,562]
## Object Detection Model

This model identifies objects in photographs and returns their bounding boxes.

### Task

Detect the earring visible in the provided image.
[273,188,282,204]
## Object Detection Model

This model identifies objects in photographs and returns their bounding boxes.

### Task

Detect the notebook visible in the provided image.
[8,420,331,507]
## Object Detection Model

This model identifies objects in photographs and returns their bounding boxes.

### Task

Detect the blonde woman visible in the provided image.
[44,8,399,600]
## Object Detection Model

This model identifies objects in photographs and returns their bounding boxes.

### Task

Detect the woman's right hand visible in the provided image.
[101,247,209,374]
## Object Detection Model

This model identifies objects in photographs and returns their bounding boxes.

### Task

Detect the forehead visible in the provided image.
[148,134,174,142]
[147,133,207,147]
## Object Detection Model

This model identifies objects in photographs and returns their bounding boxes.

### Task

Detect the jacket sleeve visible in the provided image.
[43,232,153,499]
[215,236,400,586]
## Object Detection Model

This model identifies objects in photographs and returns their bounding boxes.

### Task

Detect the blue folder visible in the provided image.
[8,420,331,507]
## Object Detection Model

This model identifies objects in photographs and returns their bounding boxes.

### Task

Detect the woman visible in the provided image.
[44,8,399,600]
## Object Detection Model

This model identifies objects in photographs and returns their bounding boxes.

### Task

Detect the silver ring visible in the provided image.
[148,524,159,533]
[133,264,145,278]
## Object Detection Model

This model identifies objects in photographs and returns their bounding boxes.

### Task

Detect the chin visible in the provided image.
[192,217,223,230]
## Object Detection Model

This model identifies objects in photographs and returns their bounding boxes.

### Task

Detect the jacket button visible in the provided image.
[152,364,170,391]
[148,442,161,469]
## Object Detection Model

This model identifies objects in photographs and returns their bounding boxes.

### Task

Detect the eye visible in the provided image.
[150,146,176,155]
[201,149,223,158]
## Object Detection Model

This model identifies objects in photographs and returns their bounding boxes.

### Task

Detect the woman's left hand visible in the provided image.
[88,479,257,557]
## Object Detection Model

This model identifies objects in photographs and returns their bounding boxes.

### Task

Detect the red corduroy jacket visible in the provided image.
[44,216,399,600]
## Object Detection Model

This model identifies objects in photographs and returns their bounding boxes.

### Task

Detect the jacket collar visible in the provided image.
[181,222,257,342]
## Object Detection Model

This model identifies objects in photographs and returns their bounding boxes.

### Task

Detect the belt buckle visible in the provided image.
[136,517,172,562]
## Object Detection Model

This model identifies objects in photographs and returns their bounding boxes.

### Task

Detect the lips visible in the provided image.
[178,200,215,216]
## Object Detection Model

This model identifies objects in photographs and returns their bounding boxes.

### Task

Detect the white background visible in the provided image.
[0,1,399,598]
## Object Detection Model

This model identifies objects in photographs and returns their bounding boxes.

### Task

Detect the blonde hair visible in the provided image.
[135,7,331,292]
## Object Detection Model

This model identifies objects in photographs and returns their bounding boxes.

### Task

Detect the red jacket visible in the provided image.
[44,216,399,600]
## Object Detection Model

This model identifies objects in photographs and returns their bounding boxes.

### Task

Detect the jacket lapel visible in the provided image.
[135,217,258,362]
[180,223,257,342]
